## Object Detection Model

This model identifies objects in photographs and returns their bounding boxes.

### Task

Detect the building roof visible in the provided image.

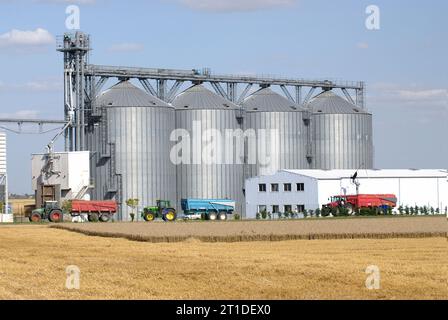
[98,81,172,108]
[172,84,240,110]
[308,90,369,115]
[243,87,305,112]
[281,169,448,180]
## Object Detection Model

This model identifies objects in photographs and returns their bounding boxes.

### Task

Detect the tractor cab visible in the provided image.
[327,196,347,208]
[156,200,171,210]
[44,201,60,210]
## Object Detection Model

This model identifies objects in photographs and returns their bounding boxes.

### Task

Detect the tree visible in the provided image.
[430,207,435,215]
[315,208,321,218]
[398,205,404,215]
[409,207,415,215]
[256,213,261,220]
[261,209,268,220]
[405,206,410,215]
[126,198,140,222]
[303,210,308,218]
[283,211,290,219]
[414,206,419,215]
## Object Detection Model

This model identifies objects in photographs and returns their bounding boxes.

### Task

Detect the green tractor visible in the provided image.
[141,200,177,222]
[29,201,64,223]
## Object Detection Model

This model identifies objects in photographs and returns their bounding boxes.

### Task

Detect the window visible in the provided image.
[271,184,279,192]
[284,205,292,213]
[284,183,292,192]
[259,184,266,192]
[297,183,305,191]
[272,205,280,213]
[258,205,267,213]
[297,205,305,213]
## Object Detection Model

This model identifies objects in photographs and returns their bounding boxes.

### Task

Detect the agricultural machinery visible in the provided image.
[181,199,235,221]
[323,194,398,215]
[29,201,64,223]
[141,200,177,222]
[28,200,117,223]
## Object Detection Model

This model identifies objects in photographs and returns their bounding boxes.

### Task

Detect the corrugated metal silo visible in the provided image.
[242,87,309,178]
[172,85,245,215]
[87,81,176,220]
[308,90,373,170]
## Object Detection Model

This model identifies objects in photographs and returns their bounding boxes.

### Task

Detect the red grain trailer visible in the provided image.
[71,200,117,222]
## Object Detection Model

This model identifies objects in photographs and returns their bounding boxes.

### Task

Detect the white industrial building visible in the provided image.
[0,131,11,222]
[245,169,448,218]
[31,151,91,208]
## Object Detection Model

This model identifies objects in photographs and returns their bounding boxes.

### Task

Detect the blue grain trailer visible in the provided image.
[181,199,235,221]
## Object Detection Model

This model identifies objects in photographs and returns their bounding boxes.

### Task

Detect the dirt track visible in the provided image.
[52,216,446,243]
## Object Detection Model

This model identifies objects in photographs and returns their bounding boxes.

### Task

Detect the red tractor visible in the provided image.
[323,194,398,215]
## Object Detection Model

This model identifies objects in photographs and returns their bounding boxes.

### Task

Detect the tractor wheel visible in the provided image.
[346,204,355,215]
[162,209,177,222]
[100,214,110,223]
[218,211,228,221]
[208,211,218,221]
[144,212,155,222]
[88,213,100,223]
[30,213,42,223]
[49,210,63,223]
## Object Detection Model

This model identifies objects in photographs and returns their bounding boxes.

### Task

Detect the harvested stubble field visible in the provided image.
[0,225,446,300]
[52,216,446,243]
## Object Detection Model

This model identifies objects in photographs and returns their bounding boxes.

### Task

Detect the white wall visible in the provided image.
[245,171,318,219]
[32,151,90,199]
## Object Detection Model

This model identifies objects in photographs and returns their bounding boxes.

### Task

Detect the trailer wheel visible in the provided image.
[100,214,110,223]
[49,210,63,223]
[89,213,99,223]
[30,213,42,223]
[208,211,218,221]
[218,211,227,221]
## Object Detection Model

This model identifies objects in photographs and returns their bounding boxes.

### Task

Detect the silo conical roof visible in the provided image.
[243,87,305,112]
[172,84,239,110]
[98,81,173,108]
[308,90,369,114]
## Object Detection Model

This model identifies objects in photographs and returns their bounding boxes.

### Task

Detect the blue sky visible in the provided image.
[0,0,447,193]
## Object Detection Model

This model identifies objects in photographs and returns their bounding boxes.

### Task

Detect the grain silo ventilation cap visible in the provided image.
[98,80,173,108]
[308,90,370,114]
[243,87,305,112]
[172,84,240,110]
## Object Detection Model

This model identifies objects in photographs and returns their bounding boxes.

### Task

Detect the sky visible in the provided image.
[0,0,447,194]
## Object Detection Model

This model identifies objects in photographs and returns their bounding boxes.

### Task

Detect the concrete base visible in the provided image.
[0,214,14,223]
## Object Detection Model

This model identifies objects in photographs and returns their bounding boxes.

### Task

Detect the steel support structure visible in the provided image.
[57,31,366,152]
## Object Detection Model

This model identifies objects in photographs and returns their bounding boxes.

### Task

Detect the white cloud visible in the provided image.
[0,110,40,119]
[0,28,54,51]
[107,43,145,53]
[369,83,448,112]
[177,0,297,12]
[0,79,62,92]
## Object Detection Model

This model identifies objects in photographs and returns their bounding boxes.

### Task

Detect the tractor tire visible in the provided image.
[144,212,155,222]
[100,214,110,223]
[218,211,228,221]
[346,204,355,215]
[162,209,177,222]
[208,211,218,221]
[30,213,42,223]
[88,213,100,223]
[49,210,63,223]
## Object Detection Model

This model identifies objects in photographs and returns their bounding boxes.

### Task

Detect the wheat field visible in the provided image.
[0,225,446,300]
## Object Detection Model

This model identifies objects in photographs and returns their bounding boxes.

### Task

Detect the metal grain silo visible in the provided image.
[242,87,309,178]
[308,90,373,170]
[87,81,176,221]
[172,85,245,216]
